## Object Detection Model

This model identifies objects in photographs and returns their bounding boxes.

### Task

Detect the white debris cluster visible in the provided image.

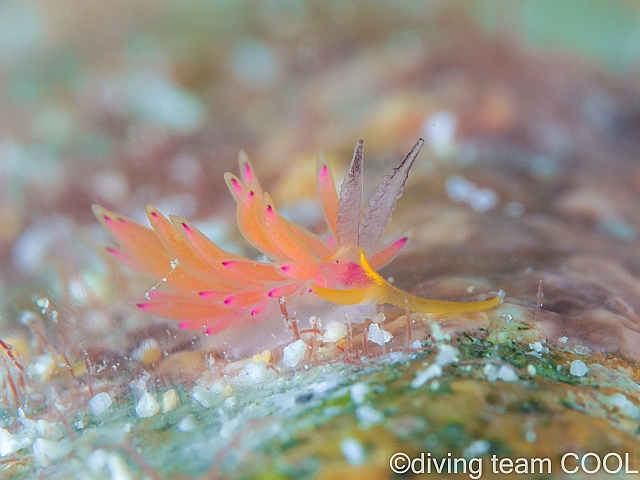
[367,323,393,346]
[341,438,365,465]
[283,339,308,367]
[350,382,369,406]
[445,175,498,212]
[605,393,640,419]
[355,405,384,428]
[569,360,589,377]
[0,417,70,467]
[411,364,443,389]
[411,322,462,389]
[88,392,112,416]
[322,322,347,342]
[483,364,519,382]
[526,341,550,359]
[87,449,135,479]
[435,344,459,366]
[192,382,226,408]
[136,392,160,418]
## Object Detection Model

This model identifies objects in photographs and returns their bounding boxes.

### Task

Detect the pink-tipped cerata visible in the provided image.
[93,139,503,334]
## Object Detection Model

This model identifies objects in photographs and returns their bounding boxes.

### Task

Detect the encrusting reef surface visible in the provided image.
[2,2,640,479]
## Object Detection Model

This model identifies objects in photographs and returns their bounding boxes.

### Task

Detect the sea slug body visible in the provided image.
[94,139,503,334]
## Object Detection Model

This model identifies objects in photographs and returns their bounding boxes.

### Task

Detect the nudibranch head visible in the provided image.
[94,139,503,335]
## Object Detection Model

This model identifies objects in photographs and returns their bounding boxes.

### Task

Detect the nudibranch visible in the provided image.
[94,139,502,334]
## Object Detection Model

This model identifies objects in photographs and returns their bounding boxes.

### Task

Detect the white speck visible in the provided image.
[162,389,180,413]
[497,365,519,382]
[350,383,369,405]
[87,450,134,479]
[69,278,92,302]
[36,298,48,311]
[468,187,498,212]
[380,351,412,364]
[107,452,134,480]
[430,380,440,391]
[435,345,459,366]
[0,428,32,457]
[525,430,537,443]
[445,175,474,202]
[242,362,267,383]
[607,393,640,419]
[410,340,422,349]
[32,438,72,465]
[558,336,568,343]
[223,397,237,411]
[86,450,108,472]
[570,360,589,377]
[219,418,240,439]
[429,322,450,343]
[88,392,112,416]
[135,392,160,418]
[444,175,498,211]
[411,364,443,389]
[372,312,386,324]
[191,382,229,408]
[529,342,543,353]
[322,323,347,342]
[341,438,365,465]
[309,379,341,396]
[282,339,307,367]
[463,439,490,459]
[192,389,216,408]
[466,285,475,293]
[424,110,457,158]
[368,323,393,346]
[177,414,197,432]
[210,383,224,394]
[527,364,537,376]
[273,393,296,411]
[355,405,384,427]
[483,364,499,382]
